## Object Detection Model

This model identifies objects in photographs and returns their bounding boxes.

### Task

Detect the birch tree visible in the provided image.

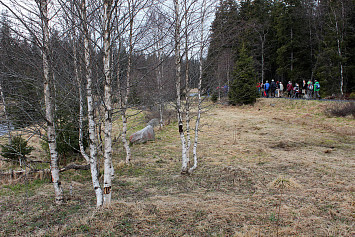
[102,0,114,205]
[189,0,210,174]
[173,0,189,174]
[80,0,103,207]
[38,0,64,204]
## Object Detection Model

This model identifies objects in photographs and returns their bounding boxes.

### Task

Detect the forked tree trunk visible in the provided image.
[103,0,114,206]
[40,0,64,204]
[174,0,188,174]
[189,0,206,174]
[81,0,103,207]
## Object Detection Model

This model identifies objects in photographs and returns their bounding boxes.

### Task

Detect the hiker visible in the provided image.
[270,79,277,97]
[307,80,313,99]
[279,82,284,97]
[314,80,320,99]
[265,80,270,98]
[257,82,261,97]
[260,82,265,97]
[302,80,307,98]
[293,83,300,98]
[287,81,293,97]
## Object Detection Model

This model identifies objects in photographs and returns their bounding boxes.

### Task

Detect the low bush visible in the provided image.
[325,102,355,118]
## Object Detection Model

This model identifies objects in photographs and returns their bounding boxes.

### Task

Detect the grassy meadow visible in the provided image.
[0,98,354,236]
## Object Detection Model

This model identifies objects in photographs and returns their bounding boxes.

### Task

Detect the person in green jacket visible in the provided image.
[314,80,320,99]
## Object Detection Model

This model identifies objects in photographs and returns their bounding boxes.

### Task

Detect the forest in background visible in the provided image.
[206,0,355,98]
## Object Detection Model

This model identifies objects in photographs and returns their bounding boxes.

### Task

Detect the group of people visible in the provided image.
[257,79,321,99]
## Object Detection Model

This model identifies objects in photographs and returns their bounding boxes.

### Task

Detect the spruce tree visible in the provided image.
[229,44,257,105]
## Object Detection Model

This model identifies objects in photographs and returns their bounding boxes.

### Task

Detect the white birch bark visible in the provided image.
[158,47,164,130]
[122,1,133,164]
[81,0,103,207]
[261,34,265,84]
[189,0,206,174]
[72,28,90,163]
[174,0,188,174]
[335,19,344,95]
[184,0,191,165]
[0,81,12,144]
[103,0,114,206]
[39,0,64,204]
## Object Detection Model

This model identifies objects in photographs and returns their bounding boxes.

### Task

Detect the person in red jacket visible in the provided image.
[286,81,293,97]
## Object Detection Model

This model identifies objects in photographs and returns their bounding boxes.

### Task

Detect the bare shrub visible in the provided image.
[325,102,355,118]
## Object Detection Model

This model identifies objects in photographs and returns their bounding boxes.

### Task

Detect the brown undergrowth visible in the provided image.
[0,98,354,236]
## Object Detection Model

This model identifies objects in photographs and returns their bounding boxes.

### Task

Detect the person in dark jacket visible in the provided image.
[287,81,293,97]
[270,79,277,97]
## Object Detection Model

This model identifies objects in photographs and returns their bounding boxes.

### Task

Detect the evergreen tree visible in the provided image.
[229,44,257,105]
[204,0,240,93]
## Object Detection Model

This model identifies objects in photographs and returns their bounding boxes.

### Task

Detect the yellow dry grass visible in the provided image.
[0,98,354,236]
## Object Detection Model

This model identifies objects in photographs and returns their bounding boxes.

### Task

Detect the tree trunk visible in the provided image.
[184,0,191,166]
[103,0,114,206]
[335,19,344,95]
[40,0,64,205]
[0,81,12,144]
[122,2,133,164]
[72,29,90,163]
[174,0,188,174]
[81,0,103,207]
[189,0,206,174]
[261,34,265,84]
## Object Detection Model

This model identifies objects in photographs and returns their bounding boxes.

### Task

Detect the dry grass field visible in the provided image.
[0,98,354,236]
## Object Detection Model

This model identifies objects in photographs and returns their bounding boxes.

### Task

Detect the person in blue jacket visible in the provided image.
[264,80,270,98]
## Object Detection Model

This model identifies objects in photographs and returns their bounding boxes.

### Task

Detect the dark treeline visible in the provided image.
[205,0,355,98]
[0,13,186,128]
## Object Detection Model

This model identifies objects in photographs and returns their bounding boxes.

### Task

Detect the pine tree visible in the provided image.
[229,44,257,105]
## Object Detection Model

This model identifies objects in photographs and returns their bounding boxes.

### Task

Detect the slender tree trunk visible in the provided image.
[158,47,164,130]
[335,20,344,95]
[261,35,265,84]
[174,0,188,174]
[0,81,12,144]
[103,0,114,206]
[81,0,103,207]
[40,0,64,204]
[122,3,133,164]
[72,30,90,163]
[189,0,206,174]
[184,0,191,166]
[290,27,293,73]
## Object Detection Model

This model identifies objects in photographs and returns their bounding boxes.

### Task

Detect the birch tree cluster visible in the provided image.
[0,0,215,206]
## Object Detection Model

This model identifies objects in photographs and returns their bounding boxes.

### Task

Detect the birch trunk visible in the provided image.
[184,0,191,165]
[40,0,64,204]
[72,30,90,163]
[189,0,206,174]
[335,20,344,95]
[174,0,188,174]
[157,45,164,130]
[103,0,114,206]
[261,34,265,84]
[0,81,12,144]
[81,0,103,207]
[122,3,133,164]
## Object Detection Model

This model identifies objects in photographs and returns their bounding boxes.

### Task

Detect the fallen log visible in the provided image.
[0,163,89,185]
[59,164,90,172]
